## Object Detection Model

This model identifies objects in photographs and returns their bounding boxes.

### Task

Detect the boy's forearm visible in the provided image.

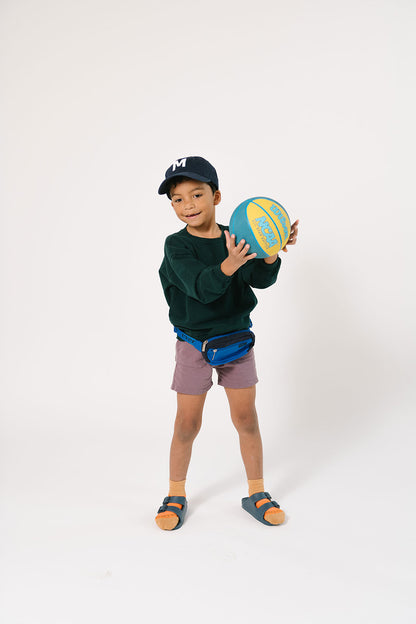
[180,264,232,303]
[263,254,279,264]
[220,257,237,276]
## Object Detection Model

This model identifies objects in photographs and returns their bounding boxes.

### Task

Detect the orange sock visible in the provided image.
[248,478,265,497]
[248,478,285,525]
[155,480,186,531]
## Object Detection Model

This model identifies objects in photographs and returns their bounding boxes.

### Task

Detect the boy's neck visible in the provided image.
[186,223,222,239]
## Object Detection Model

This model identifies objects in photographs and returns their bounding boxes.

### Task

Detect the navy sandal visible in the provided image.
[241,491,284,526]
[157,496,188,530]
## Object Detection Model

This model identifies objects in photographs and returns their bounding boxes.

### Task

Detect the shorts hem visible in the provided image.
[217,378,258,389]
[171,381,213,395]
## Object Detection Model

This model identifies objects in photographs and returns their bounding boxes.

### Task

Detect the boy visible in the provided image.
[155,156,299,530]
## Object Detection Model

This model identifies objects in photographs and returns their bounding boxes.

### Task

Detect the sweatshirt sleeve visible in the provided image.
[240,256,282,289]
[162,236,232,304]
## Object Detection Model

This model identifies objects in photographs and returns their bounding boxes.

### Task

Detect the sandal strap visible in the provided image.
[257,501,280,516]
[162,495,186,506]
[249,491,280,508]
[158,495,187,515]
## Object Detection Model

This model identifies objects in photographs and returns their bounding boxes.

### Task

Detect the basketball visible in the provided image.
[229,197,291,258]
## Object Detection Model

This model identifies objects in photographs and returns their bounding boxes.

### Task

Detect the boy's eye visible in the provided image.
[174,198,182,203]
[194,194,202,198]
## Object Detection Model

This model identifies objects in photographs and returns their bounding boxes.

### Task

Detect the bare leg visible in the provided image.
[169,392,207,481]
[224,386,263,480]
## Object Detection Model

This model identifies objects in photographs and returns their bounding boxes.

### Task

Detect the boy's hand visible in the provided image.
[221,230,257,276]
[264,219,299,264]
[282,219,299,252]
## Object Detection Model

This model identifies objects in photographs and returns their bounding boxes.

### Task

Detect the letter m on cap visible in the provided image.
[172,158,187,171]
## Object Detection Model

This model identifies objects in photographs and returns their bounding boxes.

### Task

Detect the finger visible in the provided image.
[238,243,252,257]
[227,232,237,250]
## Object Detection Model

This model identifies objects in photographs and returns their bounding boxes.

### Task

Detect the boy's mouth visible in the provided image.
[185,212,201,219]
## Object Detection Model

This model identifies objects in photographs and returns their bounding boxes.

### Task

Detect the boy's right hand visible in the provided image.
[221,230,257,276]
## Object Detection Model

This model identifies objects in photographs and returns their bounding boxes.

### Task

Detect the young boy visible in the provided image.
[155,156,299,530]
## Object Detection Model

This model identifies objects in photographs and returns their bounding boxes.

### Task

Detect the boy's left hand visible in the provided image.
[282,219,299,252]
[264,219,299,264]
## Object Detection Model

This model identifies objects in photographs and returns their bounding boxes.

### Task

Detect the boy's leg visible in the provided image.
[225,386,284,525]
[169,392,206,480]
[225,386,263,479]
[155,392,206,530]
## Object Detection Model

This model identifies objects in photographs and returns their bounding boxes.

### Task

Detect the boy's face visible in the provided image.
[170,179,221,234]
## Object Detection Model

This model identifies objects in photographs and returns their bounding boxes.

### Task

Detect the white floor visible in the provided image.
[1,386,414,624]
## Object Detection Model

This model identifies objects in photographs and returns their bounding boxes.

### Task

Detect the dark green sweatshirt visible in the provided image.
[159,224,281,340]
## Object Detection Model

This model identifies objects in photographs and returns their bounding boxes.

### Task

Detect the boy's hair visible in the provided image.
[167,176,218,200]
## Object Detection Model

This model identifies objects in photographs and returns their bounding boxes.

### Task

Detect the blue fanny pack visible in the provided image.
[174,326,255,366]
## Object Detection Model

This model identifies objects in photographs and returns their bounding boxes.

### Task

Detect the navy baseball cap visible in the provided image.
[158,156,219,195]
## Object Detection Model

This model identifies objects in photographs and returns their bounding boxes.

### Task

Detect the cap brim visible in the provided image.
[158,173,213,195]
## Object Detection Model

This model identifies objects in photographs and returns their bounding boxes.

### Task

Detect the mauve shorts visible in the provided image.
[171,340,258,395]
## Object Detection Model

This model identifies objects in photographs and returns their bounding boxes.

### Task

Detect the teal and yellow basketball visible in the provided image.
[229,197,291,258]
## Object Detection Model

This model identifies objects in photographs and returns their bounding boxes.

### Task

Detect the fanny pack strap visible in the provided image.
[174,327,204,351]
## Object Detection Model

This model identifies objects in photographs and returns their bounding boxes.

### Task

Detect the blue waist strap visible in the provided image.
[174,327,204,351]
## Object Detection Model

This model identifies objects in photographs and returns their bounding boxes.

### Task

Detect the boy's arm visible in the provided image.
[241,219,299,288]
[265,219,299,262]
[163,232,258,303]
[163,238,232,304]
[240,255,282,288]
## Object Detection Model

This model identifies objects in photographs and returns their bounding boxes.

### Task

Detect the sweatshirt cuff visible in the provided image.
[262,256,282,271]
[212,263,233,288]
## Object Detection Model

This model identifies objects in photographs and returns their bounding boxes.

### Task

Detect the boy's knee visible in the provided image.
[174,414,202,442]
[232,410,259,435]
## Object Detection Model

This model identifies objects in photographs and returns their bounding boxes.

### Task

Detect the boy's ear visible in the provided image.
[214,190,221,205]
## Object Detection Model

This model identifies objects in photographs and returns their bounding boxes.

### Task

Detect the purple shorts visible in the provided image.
[171,340,258,395]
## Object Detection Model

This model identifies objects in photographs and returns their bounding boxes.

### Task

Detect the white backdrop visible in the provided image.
[1,1,415,623]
